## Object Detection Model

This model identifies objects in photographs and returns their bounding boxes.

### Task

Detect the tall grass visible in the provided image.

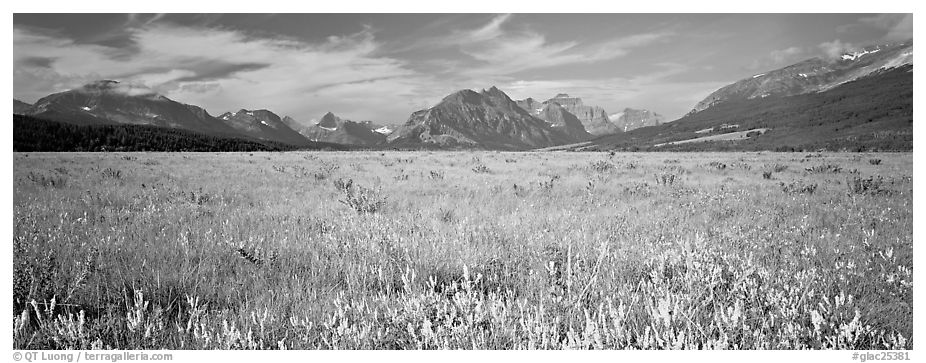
[12,151,913,349]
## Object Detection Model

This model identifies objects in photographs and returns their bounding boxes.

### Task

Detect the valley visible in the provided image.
[13,151,913,349]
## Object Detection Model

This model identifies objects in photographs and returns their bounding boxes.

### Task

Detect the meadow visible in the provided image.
[12,151,912,349]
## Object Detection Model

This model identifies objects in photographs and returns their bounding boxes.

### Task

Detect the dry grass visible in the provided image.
[12,151,912,349]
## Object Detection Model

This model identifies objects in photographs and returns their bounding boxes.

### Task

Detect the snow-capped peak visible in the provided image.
[841,48,880,61]
[374,126,393,135]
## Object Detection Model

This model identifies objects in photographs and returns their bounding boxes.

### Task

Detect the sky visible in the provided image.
[13,13,913,125]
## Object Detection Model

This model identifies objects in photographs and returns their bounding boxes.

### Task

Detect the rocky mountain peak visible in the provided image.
[610,108,664,132]
[538,94,612,135]
[442,89,483,105]
[481,86,506,97]
[319,112,340,125]
[388,86,576,150]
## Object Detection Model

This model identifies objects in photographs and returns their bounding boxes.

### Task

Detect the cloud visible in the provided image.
[818,39,858,59]
[125,13,166,27]
[14,23,436,123]
[415,14,672,78]
[838,13,913,42]
[103,81,159,97]
[746,46,807,71]
[769,47,805,64]
[859,14,913,41]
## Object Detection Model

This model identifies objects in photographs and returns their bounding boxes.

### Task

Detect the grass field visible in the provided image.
[12,151,912,349]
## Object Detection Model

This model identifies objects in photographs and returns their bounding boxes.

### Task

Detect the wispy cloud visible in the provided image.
[405,14,673,78]
[125,13,166,27]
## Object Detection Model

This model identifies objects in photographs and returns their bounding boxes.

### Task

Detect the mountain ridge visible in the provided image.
[298,112,387,146]
[690,40,913,114]
[217,109,310,145]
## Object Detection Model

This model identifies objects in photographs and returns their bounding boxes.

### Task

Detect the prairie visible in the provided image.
[12,151,912,349]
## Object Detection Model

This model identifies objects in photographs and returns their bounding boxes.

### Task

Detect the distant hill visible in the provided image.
[573,64,912,152]
[13,99,32,114]
[13,114,347,152]
[388,86,575,150]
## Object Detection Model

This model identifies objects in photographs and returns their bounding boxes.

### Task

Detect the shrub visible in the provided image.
[538,176,559,190]
[762,171,773,179]
[707,161,727,170]
[654,172,677,186]
[869,159,882,165]
[101,168,122,179]
[589,160,615,173]
[847,176,892,196]
[806,164,842,174]
[472,164,490,174]
[334,178,387,214]
[623,182,653,197]
[781,181,818,195]
[438,208,455,223]
[27,172,68,188]
[313,162,340,181]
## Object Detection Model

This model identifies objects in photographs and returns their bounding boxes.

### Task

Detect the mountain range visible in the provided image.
[551,40,913,152]
[12,40,913,152]
[21,80,241,136]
